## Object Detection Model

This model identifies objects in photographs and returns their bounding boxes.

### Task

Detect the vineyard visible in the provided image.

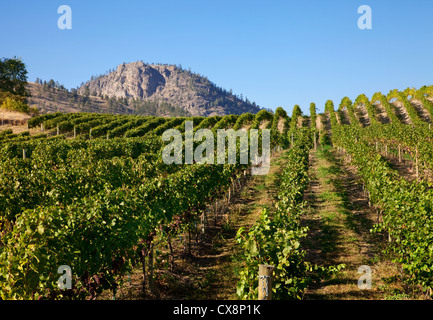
[1,85,433,300]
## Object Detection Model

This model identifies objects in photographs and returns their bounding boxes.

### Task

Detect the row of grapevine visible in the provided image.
[233,113,255,130]
[270,107,290,148]
[0,100,319,300]
[356,123,433,177]
[0,161,241,299]
[0,107,286,299]
[332,123,433,295]
[388,90,426,126]
[371,92,400,124]
[0,136,165,223]
[354,94,380,126]
[335,86,433,128]
[236,128,343,299]
[339,97,358,126]
[251,110,273,130]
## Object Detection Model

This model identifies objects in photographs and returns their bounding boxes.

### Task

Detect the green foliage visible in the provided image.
[270,107,289,148]
[354,94,380,125]
[332,122,433,295]
[0,57,29,101]
[132,99,191,117]
[251,109,273,130]
[339,97,358,126]
[319,131,331,147]
[236,129,344,300]
[290,105,302,129]
[233,113,254,130]
[0,112,281,299]
[309,103,317,131]
[0,97,30,113]
[371,92,400,124]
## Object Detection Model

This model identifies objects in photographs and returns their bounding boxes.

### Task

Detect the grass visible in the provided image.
[302,144,428,300]
[303,144,391,299]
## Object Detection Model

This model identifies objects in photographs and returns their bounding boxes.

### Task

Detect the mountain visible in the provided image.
[76,61,262,116]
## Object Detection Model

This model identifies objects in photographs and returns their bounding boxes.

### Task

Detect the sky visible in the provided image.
[1,0,433,114]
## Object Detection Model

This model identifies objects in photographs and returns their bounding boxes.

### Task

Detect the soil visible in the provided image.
[410,99,431,123]
[316,114,324,131]
[338,108,351,125]
[277,117,286,133]
[259,120,270,129]
[355,104,371,127]
[373,103,391,124]
[391,101,412,125]
[0,122,42,135]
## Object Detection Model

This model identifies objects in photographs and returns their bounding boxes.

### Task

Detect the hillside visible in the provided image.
[27,81,192,117]
[27,82,110,114]
[77,61,261,117]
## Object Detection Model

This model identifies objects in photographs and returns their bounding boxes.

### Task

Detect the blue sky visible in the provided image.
[1,0,433,114]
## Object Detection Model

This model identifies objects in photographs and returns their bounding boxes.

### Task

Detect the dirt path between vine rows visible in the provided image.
[301,146,403,300]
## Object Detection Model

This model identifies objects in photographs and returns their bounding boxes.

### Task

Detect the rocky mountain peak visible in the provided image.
[77,61,261,116]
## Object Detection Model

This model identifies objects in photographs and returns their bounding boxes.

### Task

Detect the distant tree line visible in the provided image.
[131,98,191,117]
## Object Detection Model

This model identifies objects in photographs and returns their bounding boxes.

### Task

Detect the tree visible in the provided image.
[83,86,90,97]
[0,57,30,101]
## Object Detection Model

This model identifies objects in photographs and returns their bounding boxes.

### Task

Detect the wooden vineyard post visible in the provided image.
[57,124,60,136]
[74,127,77,139]
[23,148,26,160]
[258,264,274,300]
[416,147,419,180]
[41,123,44,132]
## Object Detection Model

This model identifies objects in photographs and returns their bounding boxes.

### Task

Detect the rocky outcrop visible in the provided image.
[78,61,261,116]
